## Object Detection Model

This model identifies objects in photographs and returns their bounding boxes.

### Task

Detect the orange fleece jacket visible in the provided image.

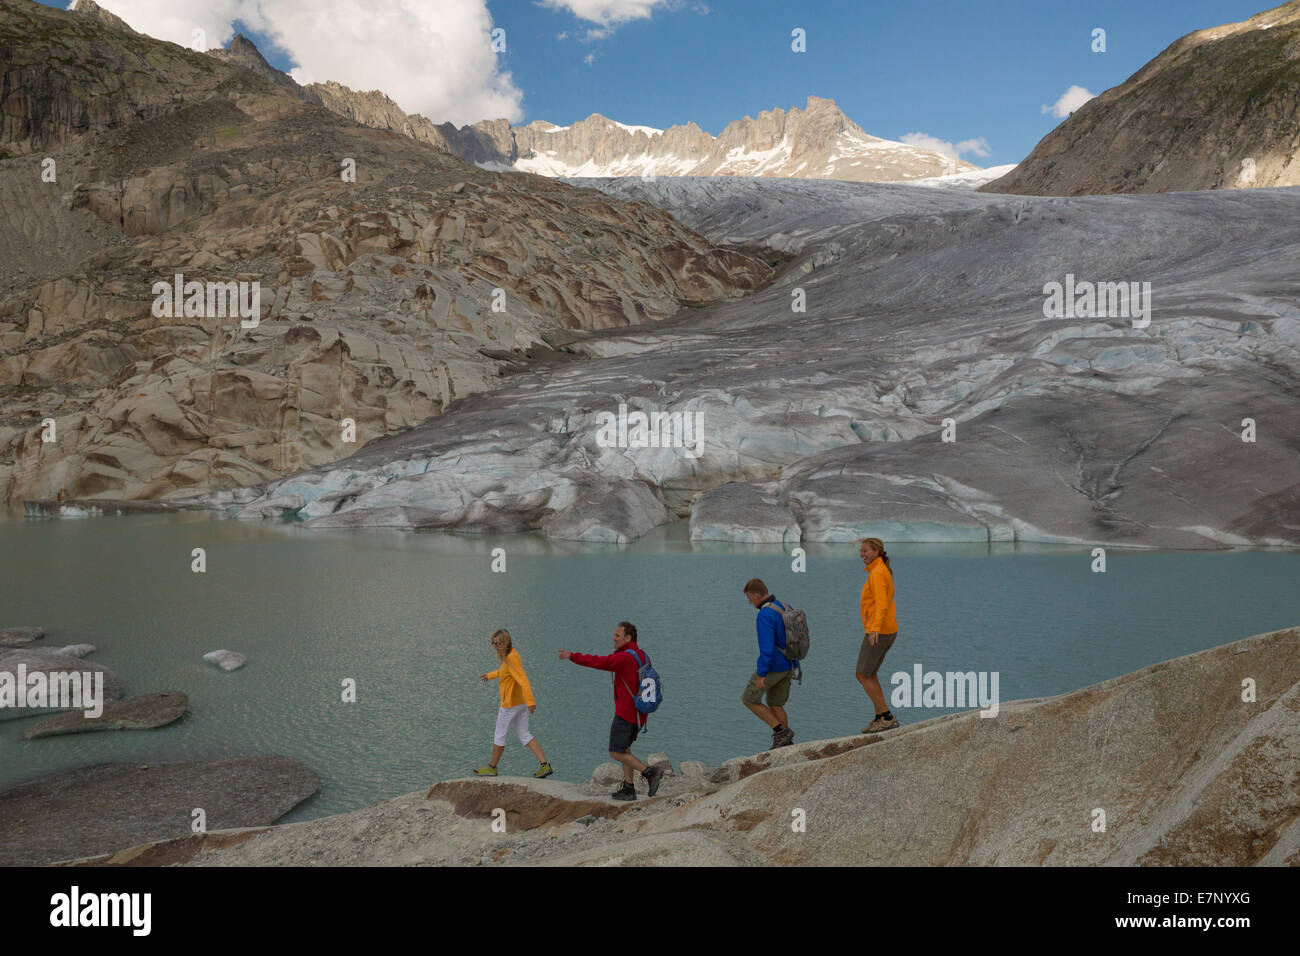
[485,648,536,708]
[860,556,898,634]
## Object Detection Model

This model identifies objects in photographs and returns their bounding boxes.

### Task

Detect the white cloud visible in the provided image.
[584,52,596,65]
[955,137,991,159]
[900,132,991,160]
[1042,85,1096,119]
[541,0,673,26]
[87,0,524,126]
[543,0,703,41]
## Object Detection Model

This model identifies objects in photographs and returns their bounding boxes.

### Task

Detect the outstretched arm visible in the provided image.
[561,650,621,671]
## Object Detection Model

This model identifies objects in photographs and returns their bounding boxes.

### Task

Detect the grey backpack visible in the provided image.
[766,600,810,682]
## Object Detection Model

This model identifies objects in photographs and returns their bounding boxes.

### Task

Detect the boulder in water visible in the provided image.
[24,691,188,739]
[203,650,247,672]
[0,649,125,721]
[0,627,44,648]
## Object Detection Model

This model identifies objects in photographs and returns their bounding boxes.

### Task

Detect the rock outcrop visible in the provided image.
[1,0,255,156]
[306,81,515,166]
[634,626,1300,866]
[0,0,771,505]
[0,626,43,647]
[62,626,1299,867]
[207,33,320,100]
[23,690,187,739]
[984,1,1300,195]
[65,0,135,35]
[0,755,320,866]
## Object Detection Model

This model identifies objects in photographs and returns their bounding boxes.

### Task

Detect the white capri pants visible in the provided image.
[494,704,534,747]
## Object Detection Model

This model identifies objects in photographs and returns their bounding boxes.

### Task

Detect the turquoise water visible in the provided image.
[1,513,1297,822]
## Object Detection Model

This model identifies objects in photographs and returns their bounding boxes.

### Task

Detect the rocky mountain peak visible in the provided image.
[461,96,975,182]
[984,0,1300,194]
[803,94,840,110]
[68,0,135,34]
[227,33,266,60]
[206,32,309,98]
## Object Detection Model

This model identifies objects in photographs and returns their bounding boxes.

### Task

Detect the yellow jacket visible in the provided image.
[486,648,536,708]
[860,557,898,634]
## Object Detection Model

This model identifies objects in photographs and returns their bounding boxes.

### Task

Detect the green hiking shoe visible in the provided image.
[473,764,499,776]
[534,762,554,779]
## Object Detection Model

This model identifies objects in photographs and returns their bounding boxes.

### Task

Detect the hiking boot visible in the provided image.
[473,764,499,776]
[533,762,554,779]
[773,726,795,748]
[642,765,665,797]
[611,782,637,801]
[864,715,900,733]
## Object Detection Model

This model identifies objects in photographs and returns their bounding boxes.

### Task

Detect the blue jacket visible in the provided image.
[755,597,792,676]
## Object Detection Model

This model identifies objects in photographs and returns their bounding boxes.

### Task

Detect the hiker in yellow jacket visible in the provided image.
[857,538,901,733]
[476,629,553,778]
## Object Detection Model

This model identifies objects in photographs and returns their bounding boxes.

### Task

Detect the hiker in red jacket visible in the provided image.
[559,621,665,801]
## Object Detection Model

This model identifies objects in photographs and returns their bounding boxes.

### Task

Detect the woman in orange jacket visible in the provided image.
[857,538,900,732]
[476,629,553,778]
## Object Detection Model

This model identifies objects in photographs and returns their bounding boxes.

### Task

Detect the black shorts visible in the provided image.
[609,715,641,753]
[856,631,898,677]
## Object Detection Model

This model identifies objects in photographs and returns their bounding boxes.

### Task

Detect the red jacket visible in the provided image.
[569,642,647,725]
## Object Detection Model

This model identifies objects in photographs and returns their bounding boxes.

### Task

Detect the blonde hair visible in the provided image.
[859,537,892,572]
[490,628,512,660]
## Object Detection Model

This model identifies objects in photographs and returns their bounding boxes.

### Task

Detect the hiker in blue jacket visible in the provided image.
[741,577,795,749]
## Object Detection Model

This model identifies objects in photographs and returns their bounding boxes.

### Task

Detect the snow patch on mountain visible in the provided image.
[480,96,981,183]
[905,164,1020,189]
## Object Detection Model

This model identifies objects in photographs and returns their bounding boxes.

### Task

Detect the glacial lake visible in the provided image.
[1,512,1298,823]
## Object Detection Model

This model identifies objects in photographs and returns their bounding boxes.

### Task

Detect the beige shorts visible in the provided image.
[742,668,792,707]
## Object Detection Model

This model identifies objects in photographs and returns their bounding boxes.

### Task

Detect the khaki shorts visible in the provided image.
[856,631,898,677]
[742,668,792,707]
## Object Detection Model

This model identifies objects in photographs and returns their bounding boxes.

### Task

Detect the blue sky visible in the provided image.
[46,0,1281,166]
